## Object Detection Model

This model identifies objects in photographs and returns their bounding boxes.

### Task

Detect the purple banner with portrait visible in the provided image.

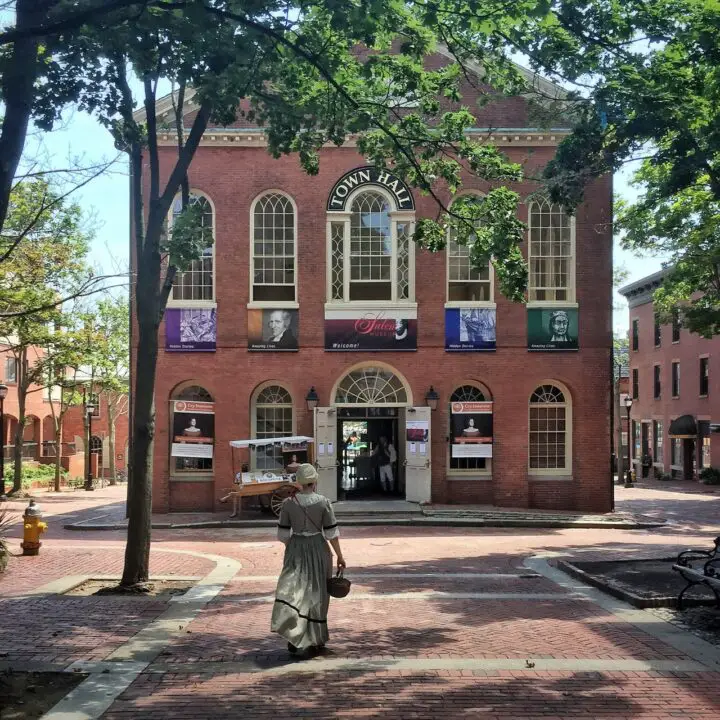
[165,308,217,352]
[324,309,417,351]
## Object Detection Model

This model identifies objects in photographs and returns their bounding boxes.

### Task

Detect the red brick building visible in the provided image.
[620,269,720,481]
[135,54,613,514]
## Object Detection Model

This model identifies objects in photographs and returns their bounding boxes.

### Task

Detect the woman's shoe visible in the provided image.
[287,642,298,655]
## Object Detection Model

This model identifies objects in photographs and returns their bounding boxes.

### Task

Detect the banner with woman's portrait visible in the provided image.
[450,401,493,458]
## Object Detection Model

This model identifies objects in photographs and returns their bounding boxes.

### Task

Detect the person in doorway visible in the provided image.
[345,430,359,448]
[373,436,397,493]
[267,310,297,348]
[271,463,346,657]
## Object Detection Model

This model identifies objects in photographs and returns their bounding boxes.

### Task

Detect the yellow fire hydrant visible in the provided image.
[21,500,47,556]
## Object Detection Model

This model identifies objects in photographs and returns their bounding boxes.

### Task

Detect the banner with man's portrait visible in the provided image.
[248,309,299,351]
[445,308,496,351]
[450,401,493,458]
[527,308,579,351]
[171,400,215,460]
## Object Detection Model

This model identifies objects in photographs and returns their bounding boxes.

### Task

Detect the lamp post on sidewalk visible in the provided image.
[84,396,96,491]
[624,396,634,488]
[0,383,7,497]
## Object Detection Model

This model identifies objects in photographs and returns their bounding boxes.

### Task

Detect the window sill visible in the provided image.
[166,300,217,309]
[447,473,492,480]
[444,302,497,309]
[325,301,418,312]
[247,301,299,310]
[672,395,680,400]
[526,301,578,309]
[528,471,572,480]
[700,394,709,399]
[170,474,214,482]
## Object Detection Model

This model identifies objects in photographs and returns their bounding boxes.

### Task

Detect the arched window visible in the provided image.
[449,384,491,473]
[89,436,103,453]
[527,198,574,302]
[328,186,415,303]
[334,366,409,405]
[171,384,214,473]
[446,196,492,303]
[251,192,296,303]
[252,384,294,471]
[171,193,215,302]
[529,384,571,472]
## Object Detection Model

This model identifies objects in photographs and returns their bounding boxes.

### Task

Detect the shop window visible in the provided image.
[672,361,680,397]
[527,199,575,302]
[700,356,709,396]
[672,309,681,342]
[171,384,213,473]
[251,192,296,303]
[252,384,294,471]
[654,314,661,347]
[631,319,639,351]
[653,420,663,464]
[449,384,490,472]
[529,383,571,473]
[170,193,215,302]
[632,368,639,400]
[653,365,661,399]
[4,356,17,383]
[446,196,492,303]
[328,188,415,304]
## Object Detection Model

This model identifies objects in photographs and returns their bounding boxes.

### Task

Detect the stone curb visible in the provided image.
[64,516,664,531]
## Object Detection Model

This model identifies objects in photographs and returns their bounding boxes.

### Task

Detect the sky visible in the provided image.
[36,108,662,337]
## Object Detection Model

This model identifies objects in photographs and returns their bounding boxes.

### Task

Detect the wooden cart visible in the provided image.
[220,436,315,517]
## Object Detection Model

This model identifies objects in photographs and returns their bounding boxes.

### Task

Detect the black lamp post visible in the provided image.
[0,383,7,497]
[84,396,96,491]
[624,396,634,488]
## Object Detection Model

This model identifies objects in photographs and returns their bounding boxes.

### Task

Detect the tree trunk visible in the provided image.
[121,321,158,586]
[12,385,25,493]
[108,405,117,485]
[614,378,625,484]
[54,416,63,492]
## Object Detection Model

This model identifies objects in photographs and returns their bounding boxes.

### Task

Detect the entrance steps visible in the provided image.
[334,500,422,516]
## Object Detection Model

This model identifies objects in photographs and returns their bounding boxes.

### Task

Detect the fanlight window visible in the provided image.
[334,368,408,405]
[175,385,213,402]
[450,385,486,403]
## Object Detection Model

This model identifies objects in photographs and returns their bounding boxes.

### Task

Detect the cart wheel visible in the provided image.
[270,485,295,517]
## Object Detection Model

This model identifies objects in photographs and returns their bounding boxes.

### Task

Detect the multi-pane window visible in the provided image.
[4,356,17,383]
[173,385,213,473]
[654,315,661,347]
[329,189,414,303]
[252,193,296,302]
[527,199,574,302]
[529,384,569,471]
[700,357,709,396]
[653,365,661,399]
[254,385,293,471]
[447,197,492,302]
[171,194,214,302]
[632,369,639,400]
[449,385,488,471]
[631,319,639,351]
[653,420,663,463]
[672,361,680,397]
[672,310,681,342]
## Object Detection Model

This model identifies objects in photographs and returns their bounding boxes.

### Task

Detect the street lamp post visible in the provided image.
[84,397,96,491]
[624,396,634,488]
[0,383,8,497]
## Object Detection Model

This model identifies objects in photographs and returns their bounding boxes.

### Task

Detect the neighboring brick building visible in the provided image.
[134,52,613,514]
[0,344,128,482]
[619,270,720,481]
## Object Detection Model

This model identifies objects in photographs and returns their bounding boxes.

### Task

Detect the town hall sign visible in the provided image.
[327,166,415,211]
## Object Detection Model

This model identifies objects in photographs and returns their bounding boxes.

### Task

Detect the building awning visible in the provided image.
[669,415,697,438]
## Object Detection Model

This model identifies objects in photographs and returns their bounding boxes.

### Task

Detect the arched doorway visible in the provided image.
[90,435,103,478]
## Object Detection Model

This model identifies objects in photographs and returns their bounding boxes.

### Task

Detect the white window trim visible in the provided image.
[527,200,576,305]
[250,381,296,472]
[528,379,573,476]
[166,190,217,307]
[326,186,416,306]
[447,380,492,477]
[248,190,298,307]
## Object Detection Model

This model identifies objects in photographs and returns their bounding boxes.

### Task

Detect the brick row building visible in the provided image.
[135,52,614,514]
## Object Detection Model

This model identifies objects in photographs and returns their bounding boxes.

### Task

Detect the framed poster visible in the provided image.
[406,420,429,442]
[171,400,214,459]
[325,309,417,351]
[527,308,579,351]
[165,308,216,352]
[248,309,299,351]
[450,401,493,458]
[445,308,496,351]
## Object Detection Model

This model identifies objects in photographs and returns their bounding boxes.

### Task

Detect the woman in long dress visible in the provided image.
[271,463,346,656]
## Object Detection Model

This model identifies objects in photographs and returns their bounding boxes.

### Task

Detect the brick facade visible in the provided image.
[136,60,613,514]
[620,270,720,481]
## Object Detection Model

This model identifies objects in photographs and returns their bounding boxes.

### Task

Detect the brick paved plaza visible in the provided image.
[1,483,720,718]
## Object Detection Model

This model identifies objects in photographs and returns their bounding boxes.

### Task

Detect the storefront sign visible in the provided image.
[165,308,216,352]
[171,400,214,459]
[445,308,496,351]
[527,308,579,350]
[325,309,417,351]
[327,166,415,211]
[450,401,493,458]
[248,308,299,351]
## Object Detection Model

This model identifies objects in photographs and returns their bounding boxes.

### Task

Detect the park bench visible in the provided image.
[672,536,720,609]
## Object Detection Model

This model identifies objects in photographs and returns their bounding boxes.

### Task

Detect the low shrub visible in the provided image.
[699,467,720,485]
[3,463,68,491]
